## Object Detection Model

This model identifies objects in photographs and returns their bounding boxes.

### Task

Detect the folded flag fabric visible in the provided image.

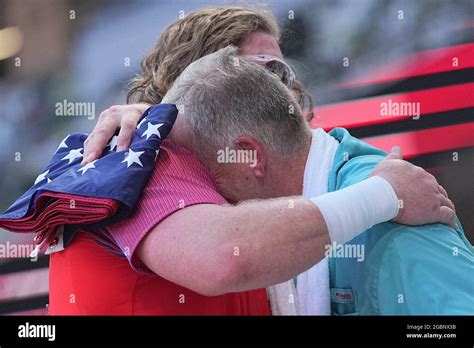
[0,103,177,250]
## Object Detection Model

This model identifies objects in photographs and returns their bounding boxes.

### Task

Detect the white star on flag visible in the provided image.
[137,117,147,129]
[61,148,83,164]
[121,149,145,168]
[34,170,50,185]
[141,123,163,140]
[107,135,119,152]
[55,137,69,152]
[78,160,97,175]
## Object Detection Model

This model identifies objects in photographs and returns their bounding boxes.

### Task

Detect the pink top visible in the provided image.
[97,139,227,272]
[50,140,270,315]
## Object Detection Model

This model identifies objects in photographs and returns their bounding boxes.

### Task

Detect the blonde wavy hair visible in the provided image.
[127,6,314,121]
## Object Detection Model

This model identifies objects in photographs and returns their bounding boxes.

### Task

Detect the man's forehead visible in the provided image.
[239,31,283,58]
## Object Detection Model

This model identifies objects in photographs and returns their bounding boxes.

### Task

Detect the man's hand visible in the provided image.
[371,146,456,227]
[82,103,150,164]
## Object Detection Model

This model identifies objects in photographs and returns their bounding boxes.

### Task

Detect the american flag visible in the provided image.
[0,103,177,252]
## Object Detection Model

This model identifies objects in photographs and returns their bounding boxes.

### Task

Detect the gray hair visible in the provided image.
[162,46,311,159]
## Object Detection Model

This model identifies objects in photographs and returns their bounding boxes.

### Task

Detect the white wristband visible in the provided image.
[311,176,399,245]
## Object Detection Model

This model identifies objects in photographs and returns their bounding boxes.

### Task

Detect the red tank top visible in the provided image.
[48,232,271,315]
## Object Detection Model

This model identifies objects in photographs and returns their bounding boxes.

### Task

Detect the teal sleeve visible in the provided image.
[331,150,474,315]
[376,225,474,315]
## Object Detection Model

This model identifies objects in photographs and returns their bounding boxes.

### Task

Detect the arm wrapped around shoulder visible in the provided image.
[311,176,399,245]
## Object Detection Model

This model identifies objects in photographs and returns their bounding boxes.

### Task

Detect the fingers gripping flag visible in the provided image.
[0,104,177,253]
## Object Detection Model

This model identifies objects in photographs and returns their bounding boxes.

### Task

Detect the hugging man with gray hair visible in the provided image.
[162,46,474,315]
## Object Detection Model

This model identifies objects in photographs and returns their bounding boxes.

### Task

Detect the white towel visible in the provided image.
[266,280,298,315]
[297,128,339,315]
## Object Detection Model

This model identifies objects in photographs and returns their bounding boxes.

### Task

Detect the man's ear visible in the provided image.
[234,136,266,178]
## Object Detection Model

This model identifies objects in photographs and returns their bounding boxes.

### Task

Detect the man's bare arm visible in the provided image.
[137,198,327,296]
[136,152,456,297]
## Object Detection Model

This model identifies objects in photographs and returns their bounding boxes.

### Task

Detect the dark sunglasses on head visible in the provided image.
[244,55,296,89]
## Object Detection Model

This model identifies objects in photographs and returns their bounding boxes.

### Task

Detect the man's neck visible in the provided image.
[268,136,312,197]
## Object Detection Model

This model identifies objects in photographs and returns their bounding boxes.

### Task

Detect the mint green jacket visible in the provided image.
[327,128,474,315]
